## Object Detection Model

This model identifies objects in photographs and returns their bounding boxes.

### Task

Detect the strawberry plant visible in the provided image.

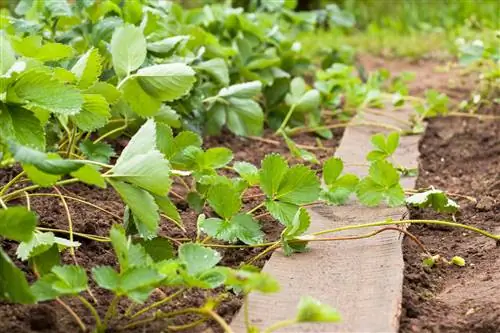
[0,1,499,332]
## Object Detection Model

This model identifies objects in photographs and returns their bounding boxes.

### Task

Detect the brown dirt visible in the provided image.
[360,55,500,333]
[399,111,500,333]
[0,130,342,333]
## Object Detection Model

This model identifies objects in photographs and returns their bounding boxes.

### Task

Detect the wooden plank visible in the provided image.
[231,109,420,332]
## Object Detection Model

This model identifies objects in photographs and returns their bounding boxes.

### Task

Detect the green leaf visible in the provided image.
[285,77,320,113]
[121,78,162,117]
[276,165,320,205]
[72,94,111,131]
[223,267,279,294]
[11,36,73,62]
[135,63,196,102]
[109,181,160,238]
[155,105,181,128]
[10,144,82,175]
[405,189,459,214]
[265,200,299,226]
[0,32,16,74]
[9,69,83,115]
[110,150,171,196]
[367,132,400,161]
[0,105,45,150]
[30,245,60,276]
[147,36,189,57]
[70,164,106,188]
[218,81,262,99]
[22,164,61,187]
[11,144,80,177]
[323,157,343,185]
[92,266,119,291]
[259,154,288,198]
[85,82,121,104]
[207,184,241,219]
[234,162,259,186]
[17,232,80,261]
[109,224,153,272]
[322,157,359,205]
[386,132,400,155]
[281,208,311,255]
[0,207,37,242]
[110,24,147,78]
[110,119,171,195]
[0,248,35,304]
[134,238,174,262]
[178,243,221,276]
[51,265,88,294]
[296,296,341,323]
[119,267,162,301]
[200,214,263,245]
[187,192,204,213]
[196,58,229,86]
[283,207,310,239]
[32,265,88,301]
[123,0,142,24]
[79,140,115,164]
[203,148,233,169]
[230,214,264,245]
[356,161,404,207]
[153,195,182,227]
[225,97,264,136]
[71,48,102,89]
[321,174,359,205]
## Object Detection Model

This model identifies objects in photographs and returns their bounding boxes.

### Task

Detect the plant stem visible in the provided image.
[0,171,26,196]
[1,178,80,202]
[53,186,77,264]
[56,297,87,332]
[130,289,185,319]
[263,319,298,333]
[202,309,234,333]
[77,295,103,329]
[0,198,6,209]
[305,226,430,255]
[243,295,250,331]
[203,241,277,249]
[104,296,119,326]
[169,318,207,331]
[246,202,265,215]
[276,104,296,134]
[310,219,500,240]
[94,119,128,144]
[247,242,280,265]
[37,227,110,242]
[121,307,199,330]
[26,193,122,220]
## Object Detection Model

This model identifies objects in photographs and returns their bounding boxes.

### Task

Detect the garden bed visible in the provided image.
[0,129,344,333]
[400,113,500,332]
[1,54,498,333]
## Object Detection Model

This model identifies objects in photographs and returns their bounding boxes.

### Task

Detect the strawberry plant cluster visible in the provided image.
[0,1,498,332]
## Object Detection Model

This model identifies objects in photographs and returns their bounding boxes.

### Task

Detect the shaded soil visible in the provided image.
[0,129,343,333]
[358,55,500,332]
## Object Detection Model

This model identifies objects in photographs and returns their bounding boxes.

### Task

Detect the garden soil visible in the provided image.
[359,55,500,333]
[1,56,498,333]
